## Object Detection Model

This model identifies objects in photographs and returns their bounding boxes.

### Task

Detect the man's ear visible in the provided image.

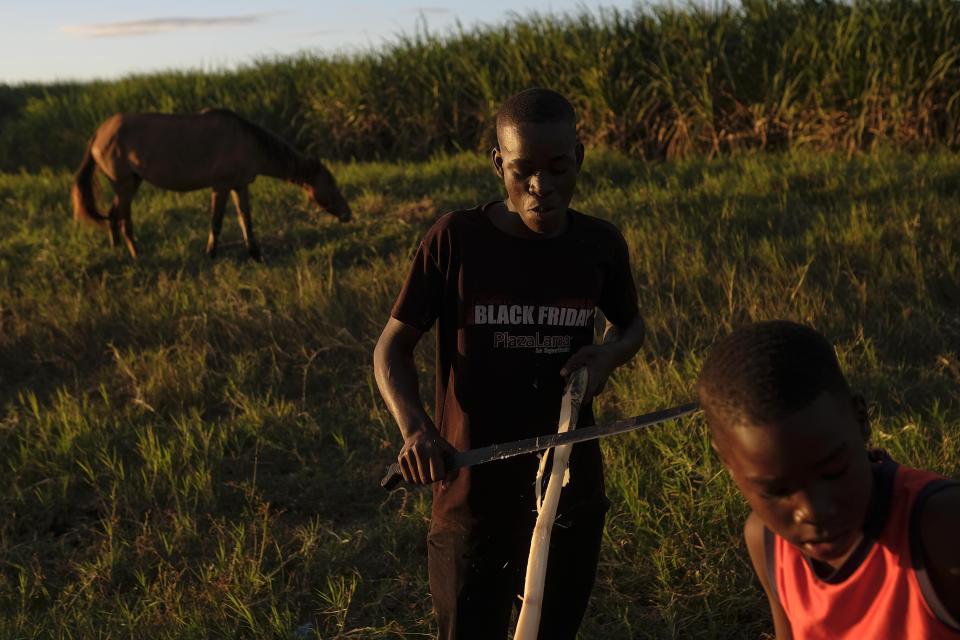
[575,140,584,170]
[852,393,871,442]
[491,146,504,179]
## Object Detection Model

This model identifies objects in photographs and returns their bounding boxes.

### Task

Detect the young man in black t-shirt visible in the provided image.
[373,88,645,640]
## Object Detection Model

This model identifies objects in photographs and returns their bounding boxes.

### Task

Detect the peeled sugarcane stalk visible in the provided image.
[515,367,589,640]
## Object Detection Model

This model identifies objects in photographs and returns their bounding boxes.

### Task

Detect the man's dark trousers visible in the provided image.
[427,506,606,640]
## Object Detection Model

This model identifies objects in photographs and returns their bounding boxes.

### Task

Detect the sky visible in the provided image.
[1,1,642,85]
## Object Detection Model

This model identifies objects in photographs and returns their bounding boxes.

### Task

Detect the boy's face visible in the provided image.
[492,121,583,236]
[713,391,873,566]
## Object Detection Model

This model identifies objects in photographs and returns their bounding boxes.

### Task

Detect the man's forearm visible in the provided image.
[601,315,645,367]
[373,340,436,439]
[374,318,451,485]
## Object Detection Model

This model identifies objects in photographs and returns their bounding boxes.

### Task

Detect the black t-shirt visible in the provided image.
[391,202,639,531]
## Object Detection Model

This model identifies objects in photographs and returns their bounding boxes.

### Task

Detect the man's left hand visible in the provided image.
[560,345,617,402]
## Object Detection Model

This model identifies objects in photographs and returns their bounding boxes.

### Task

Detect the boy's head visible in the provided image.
[492,88,583,235]
[697,321,873,564]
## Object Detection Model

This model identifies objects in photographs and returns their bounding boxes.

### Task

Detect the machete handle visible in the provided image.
[381,462,403,491]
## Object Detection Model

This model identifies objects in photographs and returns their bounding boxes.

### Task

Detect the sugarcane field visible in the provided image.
[2,1,959,638]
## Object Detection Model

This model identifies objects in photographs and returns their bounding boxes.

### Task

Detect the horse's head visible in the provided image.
[306,161,352,222]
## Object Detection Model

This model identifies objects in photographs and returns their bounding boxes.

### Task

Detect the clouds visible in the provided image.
[404,7,451,16]
[61,14,274,38]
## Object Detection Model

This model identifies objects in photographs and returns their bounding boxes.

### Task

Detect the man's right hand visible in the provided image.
[398,427,453,485]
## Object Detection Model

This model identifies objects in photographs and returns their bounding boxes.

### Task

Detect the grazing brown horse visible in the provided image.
[71,108,352,260]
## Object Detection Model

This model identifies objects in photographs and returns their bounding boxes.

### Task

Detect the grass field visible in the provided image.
[1,147,958,638]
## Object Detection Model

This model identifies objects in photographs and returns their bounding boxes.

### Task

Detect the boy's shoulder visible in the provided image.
[918,482,960,620]
[568,209,632,255]
[419,204,488,242]
[920,482,960,547]
[569,208,626,236]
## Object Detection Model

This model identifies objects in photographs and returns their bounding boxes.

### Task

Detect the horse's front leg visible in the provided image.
[206,189,229,258]
[231,185,261,261]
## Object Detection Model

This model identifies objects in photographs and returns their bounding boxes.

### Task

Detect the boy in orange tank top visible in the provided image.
[696,321,960,639]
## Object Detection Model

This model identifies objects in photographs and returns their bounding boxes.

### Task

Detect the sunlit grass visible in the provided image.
[0,148,958,637]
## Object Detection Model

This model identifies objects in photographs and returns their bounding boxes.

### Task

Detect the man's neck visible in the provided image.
[486,201,568,239]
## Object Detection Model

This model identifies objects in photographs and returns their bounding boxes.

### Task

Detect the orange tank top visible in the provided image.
[764,456,960,640]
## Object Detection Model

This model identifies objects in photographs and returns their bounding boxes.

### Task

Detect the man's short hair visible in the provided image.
[496,88,576,133]
[697,321,851,429]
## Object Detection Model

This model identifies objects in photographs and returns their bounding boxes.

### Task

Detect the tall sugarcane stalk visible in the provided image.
[514,368,589,640]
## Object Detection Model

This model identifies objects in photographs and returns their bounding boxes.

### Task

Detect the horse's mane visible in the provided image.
[201,108,315,178]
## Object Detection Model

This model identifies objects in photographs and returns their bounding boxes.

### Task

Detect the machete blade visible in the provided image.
[381,401,700,490]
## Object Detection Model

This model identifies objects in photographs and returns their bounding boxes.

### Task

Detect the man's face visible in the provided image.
[713,391,873,566]
[492,121,583,236]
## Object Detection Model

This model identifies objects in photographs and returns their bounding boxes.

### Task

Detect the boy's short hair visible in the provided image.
[697,321,851,428]
[496,88,576,132]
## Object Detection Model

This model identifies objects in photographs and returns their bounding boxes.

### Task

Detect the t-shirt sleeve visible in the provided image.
[597,229,639,328]
[390,224,448,332]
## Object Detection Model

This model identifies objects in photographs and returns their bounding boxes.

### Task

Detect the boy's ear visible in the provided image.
[710,437,728,465]
[852,393,871,442]
[491,146,504,179]
[575,140,584,169]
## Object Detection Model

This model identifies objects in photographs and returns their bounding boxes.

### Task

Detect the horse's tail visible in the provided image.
[71,140,108,227]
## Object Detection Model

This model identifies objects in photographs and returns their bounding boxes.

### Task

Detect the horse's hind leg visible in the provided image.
[113,175,141,259]
[206,189,229,258]
[231,185,261,261]
[107,201,122,248]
